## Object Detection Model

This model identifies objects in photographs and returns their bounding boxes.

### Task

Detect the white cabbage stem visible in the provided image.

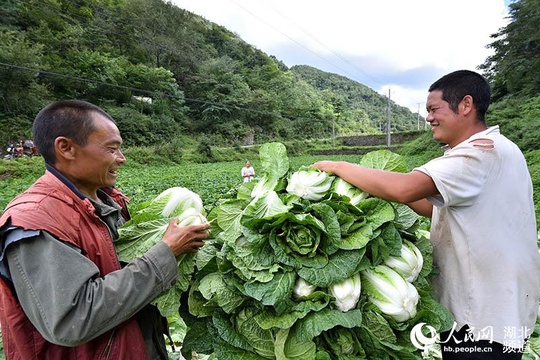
[293,277,317,298]
[328,273,362,312]
[286,169,333,201]
[176,207,208,226]
[385,240,424,282]
[333,178,369,205]
[361,265,419,322]
[152,186,204,217]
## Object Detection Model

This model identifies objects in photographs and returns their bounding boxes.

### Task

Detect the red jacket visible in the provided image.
[0,171,148,359]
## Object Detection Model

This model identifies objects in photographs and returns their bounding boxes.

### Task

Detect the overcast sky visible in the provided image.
[170,0,511,114]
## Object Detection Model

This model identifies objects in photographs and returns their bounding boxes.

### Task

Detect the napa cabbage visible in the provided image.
[251,176,280,198]
[384,239,424,282]
[328,273,361,312]
[243,190,292,223]
[145,186,204,218]
[293,277,317,298]
[332,178,369,205]
[176,207,208,227]
[286,167,334,201]
[115,187,208,317]
[361,264,419,322]
[181,143,454,360]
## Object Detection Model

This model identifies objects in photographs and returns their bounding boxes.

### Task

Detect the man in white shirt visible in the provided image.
[311,70,540,359]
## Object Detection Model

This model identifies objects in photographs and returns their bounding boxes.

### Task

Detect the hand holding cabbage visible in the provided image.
[162,217,209,255]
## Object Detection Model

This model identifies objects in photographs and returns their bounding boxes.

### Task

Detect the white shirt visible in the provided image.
[415,126,540,348]
[241,166,255,182]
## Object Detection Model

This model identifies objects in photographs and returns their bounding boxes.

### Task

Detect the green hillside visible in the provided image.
[0,0,418,151]
[292,65,415,133]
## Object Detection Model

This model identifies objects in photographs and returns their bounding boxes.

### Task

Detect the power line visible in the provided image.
[227,0,383,87]
[258,2,384,88]
[0,61,325,123]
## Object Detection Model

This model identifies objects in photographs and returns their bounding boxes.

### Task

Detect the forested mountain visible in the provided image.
[0,0,417,149]
[292,65,416,134]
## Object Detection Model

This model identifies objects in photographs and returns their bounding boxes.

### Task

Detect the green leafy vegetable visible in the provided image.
[146,186,204,218]
[285,167,334,201]
[115,186,209,317]
[180,142,453,359]
[293,277,317,299]
[385,239,424,282]
[328,273,362,312]
[332,177,370,205]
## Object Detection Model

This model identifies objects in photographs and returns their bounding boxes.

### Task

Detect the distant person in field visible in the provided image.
[0,100,210,359]
[241,160,255,182]
[311,70,540,359]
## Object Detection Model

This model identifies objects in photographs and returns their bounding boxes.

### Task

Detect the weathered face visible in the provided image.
[68,114,126,199]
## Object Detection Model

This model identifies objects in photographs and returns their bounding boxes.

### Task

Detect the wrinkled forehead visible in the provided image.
[89,114,122,143]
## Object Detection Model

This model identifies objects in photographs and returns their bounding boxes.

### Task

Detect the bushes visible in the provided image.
[123,136,187,165]
[488,96,540,151]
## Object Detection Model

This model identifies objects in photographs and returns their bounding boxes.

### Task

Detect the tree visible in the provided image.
[0,0,20,30]
[0,31,51,144]
[0,0,419,149]
[480,0,540,100]
[190,56,251,138]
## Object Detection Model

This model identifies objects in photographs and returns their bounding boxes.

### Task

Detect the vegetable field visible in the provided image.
[115,154,368,211]
[0,154,367,224]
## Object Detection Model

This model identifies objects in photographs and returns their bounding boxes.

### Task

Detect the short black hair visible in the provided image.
[428,70,491,121]
[32,100,115,164]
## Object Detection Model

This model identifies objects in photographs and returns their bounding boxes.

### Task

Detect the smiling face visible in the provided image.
[63,113,126,200]
[425,90,468,148]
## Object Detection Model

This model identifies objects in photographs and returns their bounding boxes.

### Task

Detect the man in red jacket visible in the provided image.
[0,100,209,359]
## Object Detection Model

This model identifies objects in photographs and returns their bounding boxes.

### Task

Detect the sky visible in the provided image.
[170,0,511,115]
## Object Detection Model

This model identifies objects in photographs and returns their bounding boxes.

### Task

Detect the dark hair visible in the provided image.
[428,70,491,121]
[32,100,115,164]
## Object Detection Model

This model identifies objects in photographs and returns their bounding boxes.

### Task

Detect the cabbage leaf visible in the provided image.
[115,187,208,317]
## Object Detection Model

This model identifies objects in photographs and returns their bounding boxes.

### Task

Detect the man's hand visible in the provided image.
[309,160,339,174]
[162,218,210,256]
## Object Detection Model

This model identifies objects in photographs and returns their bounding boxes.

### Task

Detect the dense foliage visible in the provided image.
[480,0,540,101]
[292,65,415,133]
[0,0,418,150]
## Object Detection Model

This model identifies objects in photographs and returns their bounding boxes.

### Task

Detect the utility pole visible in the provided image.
[333,112,340,149]
[332,117,335,149]
[386,88,391,146]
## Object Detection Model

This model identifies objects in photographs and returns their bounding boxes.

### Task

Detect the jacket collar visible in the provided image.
[45,163,87,200]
